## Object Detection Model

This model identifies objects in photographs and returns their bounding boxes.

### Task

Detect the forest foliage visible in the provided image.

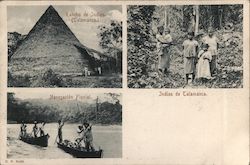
[7,93,122,125]
[98,20,123,73]
[127,5,243,88]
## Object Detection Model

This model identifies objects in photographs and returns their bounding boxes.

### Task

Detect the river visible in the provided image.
[7,124,122,158]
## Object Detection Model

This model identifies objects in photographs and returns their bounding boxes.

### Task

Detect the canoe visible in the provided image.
[19,134,49,147]
[57,142,103,158]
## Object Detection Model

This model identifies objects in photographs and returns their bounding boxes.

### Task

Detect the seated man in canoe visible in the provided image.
[76,125,84,147]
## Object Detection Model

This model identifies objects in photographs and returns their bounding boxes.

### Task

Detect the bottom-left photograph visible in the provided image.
[7,92,122,159]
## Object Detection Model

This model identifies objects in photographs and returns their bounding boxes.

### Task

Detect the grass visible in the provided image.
[8,71,122,88]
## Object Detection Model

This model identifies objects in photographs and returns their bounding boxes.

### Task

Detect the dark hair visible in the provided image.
[78,125,83,128]
[58,120,61,124]
[188,32,195,36]
[202,43,209,49]
[83,122,89,127]
[158,26,164,32]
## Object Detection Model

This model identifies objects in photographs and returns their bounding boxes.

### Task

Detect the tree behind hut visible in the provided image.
[98,20,122,73]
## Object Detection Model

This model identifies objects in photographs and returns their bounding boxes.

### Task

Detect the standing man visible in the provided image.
[39,122,46,137]
[202,29,219,76]
[182,32,199,85]
[97,67,102,75]
[20,121,27,136]
[32,121,38,138]
[83,122,95,152]
[58,120,64,143]
[84,67,88,77]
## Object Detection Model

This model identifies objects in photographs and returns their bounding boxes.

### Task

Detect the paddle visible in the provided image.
[54,134,58,144]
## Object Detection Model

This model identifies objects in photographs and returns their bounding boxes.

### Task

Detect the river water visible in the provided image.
[7,124,122,158]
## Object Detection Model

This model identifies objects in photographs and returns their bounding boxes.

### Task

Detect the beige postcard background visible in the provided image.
[0,0,249,164]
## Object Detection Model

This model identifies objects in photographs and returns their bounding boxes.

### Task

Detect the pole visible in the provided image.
[96,97,98,123]
[164,6,167,29]
[195,5,199,36]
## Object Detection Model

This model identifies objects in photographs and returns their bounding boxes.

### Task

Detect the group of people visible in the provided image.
[57,120,95,152]
[183,31,218,85]
[84,66,102,77]
[156,26,219,85]
[20,120,95,151]
[20,121,46,138]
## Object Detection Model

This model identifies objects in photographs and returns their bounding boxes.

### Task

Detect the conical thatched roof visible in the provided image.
[9,5,97,76]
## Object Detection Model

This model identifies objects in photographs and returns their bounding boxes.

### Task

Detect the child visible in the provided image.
[182,32,199,85]
[196,44,212,83]
[201,30,219,75]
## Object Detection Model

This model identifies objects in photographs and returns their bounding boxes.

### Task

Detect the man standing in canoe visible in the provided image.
[58,120,64,143]
[32,121,38,137]
[83,122,95,152]
[39,122,46,137]
[20,121,27,137]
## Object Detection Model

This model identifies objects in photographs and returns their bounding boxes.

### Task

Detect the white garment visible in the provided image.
[202,35,218,55]
[84,67,88,77]
[182,39,199,58]
[156,33,172,53]
[97,67,102,75]
[196,50,212,79]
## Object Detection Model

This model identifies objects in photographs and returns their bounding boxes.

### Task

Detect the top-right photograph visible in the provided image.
[127,5,243,88]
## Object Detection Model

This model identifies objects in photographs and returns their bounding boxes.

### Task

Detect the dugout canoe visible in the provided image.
[19,134,49,147]
[57,142,103,158]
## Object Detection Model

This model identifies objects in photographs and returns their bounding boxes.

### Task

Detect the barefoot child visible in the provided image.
[196,44,212,83]
[202,30,219,76]
[182,32,199,85]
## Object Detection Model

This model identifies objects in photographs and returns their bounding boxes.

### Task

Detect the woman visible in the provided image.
[156,26,173,74]
[182,32,199,85]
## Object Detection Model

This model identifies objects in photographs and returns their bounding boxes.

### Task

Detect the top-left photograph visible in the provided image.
[7,5,122,88]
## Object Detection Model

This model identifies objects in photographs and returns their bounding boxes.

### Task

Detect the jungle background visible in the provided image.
[7,93,122,125]
[127,5,243,88]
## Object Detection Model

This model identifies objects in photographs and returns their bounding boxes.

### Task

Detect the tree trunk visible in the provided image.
[219,5,223,29]
[164,6,167,29]
[96,97,98,123]
[194,5,199,35]
[209,6,213,30]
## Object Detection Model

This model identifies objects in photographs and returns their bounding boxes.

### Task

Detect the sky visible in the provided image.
[7,5,122,52]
